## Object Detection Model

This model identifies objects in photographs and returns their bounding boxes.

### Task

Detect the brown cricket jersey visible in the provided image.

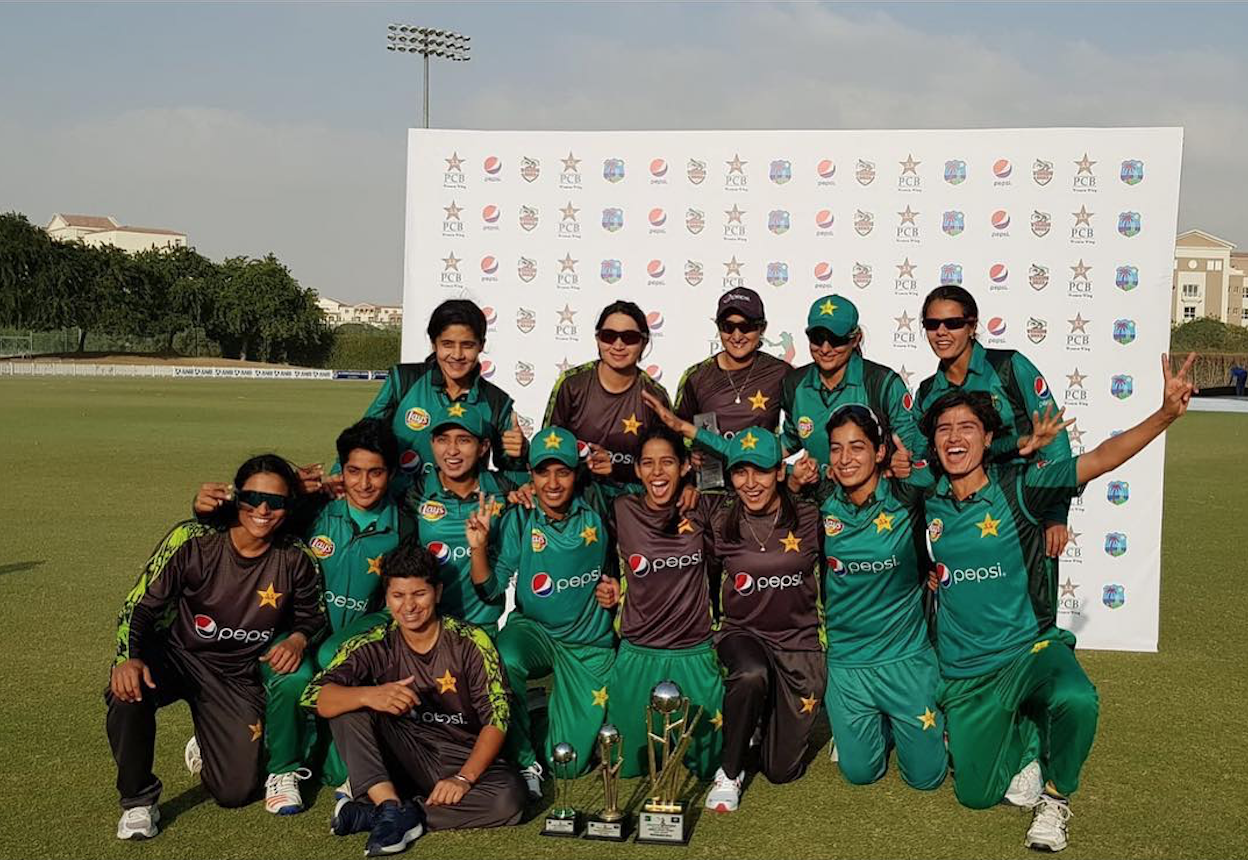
[543,361,671,485]
[710,500,824,652]
[674,351,790,438]
[114,522,327,678]
[304,616,510,750]
[612,493,716,649]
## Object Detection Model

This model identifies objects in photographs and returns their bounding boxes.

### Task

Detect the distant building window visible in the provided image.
[1183,284,1200,298]
[1184,306,1196,321]
[1206,260,1215,271]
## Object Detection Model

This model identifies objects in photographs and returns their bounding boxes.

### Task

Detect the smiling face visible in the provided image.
[532,461,576,514]
[596,311,646,372]
[808,329,861,375]
[729,463,784,513]
[433,323,482,387]
[718,313,764,363]
[635,436,688,506]
[431,428,485,481]
[386,575,442,634]
[932,404,991,478]
[235,471,289,541]
[342,448,390,510]
[828,421,886,493]
[924,298,976,362]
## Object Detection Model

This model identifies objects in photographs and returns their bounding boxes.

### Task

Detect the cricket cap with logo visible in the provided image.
[725,427,783,471]
[429,402,488,439]
[806,294,860,338]
[716,287,766,322]
[529,425,580,469]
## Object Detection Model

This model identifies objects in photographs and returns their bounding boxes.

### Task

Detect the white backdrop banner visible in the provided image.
[403,128,1183,652]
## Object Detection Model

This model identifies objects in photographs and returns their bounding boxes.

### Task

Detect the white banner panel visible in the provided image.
[403,128,1183,652]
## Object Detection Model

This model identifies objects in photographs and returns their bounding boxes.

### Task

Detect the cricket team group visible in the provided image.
[105,284,1197,854]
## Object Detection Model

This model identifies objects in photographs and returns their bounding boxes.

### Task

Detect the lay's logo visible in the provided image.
[405,407,431,432]
[309,535,335,558]
[420,501,447,522]
[531,529,548,552]
[823,515,843,537]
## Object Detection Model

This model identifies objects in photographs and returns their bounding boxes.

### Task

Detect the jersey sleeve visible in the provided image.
[1011,352,1073,523]
[289,542,329,644]
[484,507,523,600]
[1019,459,1081,523]
[301,624,391,710]
[780,368,802,454]
[114,522,211,666]
[881,372,927,460]
[461,624,511,733]
[673,363,701,423]
[891,462,936,509]
[543,367,578,429]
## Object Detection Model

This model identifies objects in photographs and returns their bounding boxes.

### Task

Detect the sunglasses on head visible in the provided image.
[596,328,646,346]
[236,489,289,511]
[717,318,762,335]
[807,328,853,349]
[922,316,974,332]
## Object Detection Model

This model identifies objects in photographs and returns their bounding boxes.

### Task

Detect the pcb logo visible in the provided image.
[766,262,789,287]
[853,209,874,236]
[1111,374,1134,400]
[1117,211,1141,238]
[768,209,791,235]
[515,361,535,387]
[520,156,540,183]
[685,208,705,235]
[1102,583,1126,609]
[1032,159,1054,186]
[603,158,625,183]
[684,260,704,286]
[517,257,537,283]
[602,208,624,233]
[852,262,872,289]
[687,158,707,185]
[601,259,622,285]
[940,263,963,286]
[942,210,965,236]
[1106,480,1130,506]
[1104,532,1128,558]
[1115,265,1139,292]
[1030,210,1052,237]
[769,159,792,185]
[1112,319,1137,345]
[1120,159,1144,186]
[943,159,966,185]
[855,159,876,185]
[1029,264,1050,291]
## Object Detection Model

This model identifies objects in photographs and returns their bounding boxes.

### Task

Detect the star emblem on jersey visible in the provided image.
[976,513,1001,538]
[800,695,818,714]
[710,710,724,731]
[256,583,283,608]
[591,686,609,708]
[446,403,466,417]
[748,390,769,411]
[819,299,837,316]
[780,531,802,552]
[621,413,641,434]
[367,556,383,575]
[543,430,563,450]
[873,511,894,533]
[436,670,458,694]
[1031,639,1051,655]
[249,720,263,742]
[489,499,504,518]
[581,526,598,545]
[739,430,759,450]
[677,518,694,534]
[918,708,937,731]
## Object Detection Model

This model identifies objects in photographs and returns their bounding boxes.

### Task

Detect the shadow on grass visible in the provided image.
[0,560,44,576]
[156,783,212,829]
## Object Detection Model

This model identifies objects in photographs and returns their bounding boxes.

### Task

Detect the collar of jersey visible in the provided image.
[802,351,864,396]
[534,493,591,526]
[932,342,989,397]
[832,472,894,511]
[327,494,399,537]
[425,355,483,398]
[423,468,503,500]
[932,470,996,504]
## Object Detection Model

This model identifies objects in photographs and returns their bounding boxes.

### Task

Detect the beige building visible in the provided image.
[317,296,403,328]
[46,213,187,252]
[1172,229,1247,326]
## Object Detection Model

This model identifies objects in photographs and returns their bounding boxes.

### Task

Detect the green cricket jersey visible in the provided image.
[406,469,514,630]
[781,352,925,465]
[815,467,934,668]
[926,459,1081,679]
[487,485,617,649]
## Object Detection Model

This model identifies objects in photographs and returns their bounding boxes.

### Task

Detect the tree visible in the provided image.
[0,212,55,330]
[1171,318,1248,353]
[205,254,330,364]
[132,246,219,351]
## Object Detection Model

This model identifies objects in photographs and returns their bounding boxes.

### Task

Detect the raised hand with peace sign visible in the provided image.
[464,491,496,550]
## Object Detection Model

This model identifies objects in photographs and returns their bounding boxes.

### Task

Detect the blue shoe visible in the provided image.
[330,797,376,837]
[365,800,424,856]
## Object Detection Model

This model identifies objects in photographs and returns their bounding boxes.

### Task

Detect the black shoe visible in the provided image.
[365,800,425,856]
[330,797,376,836]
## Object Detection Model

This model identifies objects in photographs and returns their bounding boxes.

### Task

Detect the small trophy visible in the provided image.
[693,412,725,491]
[637,680,703,845]
[584,724,628,841]
[540,742,581,837]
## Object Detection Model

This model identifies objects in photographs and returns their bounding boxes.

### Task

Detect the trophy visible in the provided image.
[584,723,628,841]
[540,742,581,837]
[693,412,725,490]
[637,680,703,845]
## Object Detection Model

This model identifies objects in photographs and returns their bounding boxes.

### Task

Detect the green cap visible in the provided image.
[529,425,580,469]
[429,402,488,439]
[725,427,783,471]
[805,294,859,337]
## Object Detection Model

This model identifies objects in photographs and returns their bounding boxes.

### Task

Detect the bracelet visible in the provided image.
[451,773,473,787]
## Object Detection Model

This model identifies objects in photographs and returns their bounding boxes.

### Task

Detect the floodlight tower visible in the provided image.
[385,24,471,128]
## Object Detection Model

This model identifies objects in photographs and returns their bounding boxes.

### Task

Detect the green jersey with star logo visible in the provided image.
[926,460,1081,679]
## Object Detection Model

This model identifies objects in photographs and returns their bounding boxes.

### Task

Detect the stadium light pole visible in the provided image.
[385,24,471,128]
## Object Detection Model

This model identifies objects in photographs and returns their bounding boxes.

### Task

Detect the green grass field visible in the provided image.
[2,377,1246,859]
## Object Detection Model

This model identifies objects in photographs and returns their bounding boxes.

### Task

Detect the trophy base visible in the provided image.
[583,813,629,842]
[635,803,690,845]
[541,812,581,838]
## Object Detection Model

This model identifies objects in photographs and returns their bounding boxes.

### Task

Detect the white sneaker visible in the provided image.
[116,805,160,840]
[520,763,543,800]
[1004,759,1043,808]
[184,736,202,775]
[828,742,839,763]
[333,778,352,802]
[265,768,312,815]
[1025,795,1072,852]
[704,767,742,813]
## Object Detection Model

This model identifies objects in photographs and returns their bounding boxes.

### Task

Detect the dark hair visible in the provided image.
[232,454,301,535]
[380,533,442,591]
[920,285,979,321]
[723,473,799,546]
[595,300,649,337]
[336,418,400,473]
[427,299,487,346]
[920,390,1003,454]
[636,426,690,534]
[826,404,893,472]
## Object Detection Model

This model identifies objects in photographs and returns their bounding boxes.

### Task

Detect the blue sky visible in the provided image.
[3,2,1245,303]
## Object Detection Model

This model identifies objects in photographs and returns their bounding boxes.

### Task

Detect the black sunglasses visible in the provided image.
[922,316,974,332]
[236,489,290,511]
[596,328,646,346]
[717,319,763,335]
[807,328,853,348]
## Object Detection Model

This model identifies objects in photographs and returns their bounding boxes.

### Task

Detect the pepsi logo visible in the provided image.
[734,572,755,595]
[987,317,1007,337]
[575,440,592,461]
[194,614,218,639]
[427,542,451,565]
[628,554,650,577]
[400,449,421,474]
[649,208,667,227]
[903,392,914,411]
[645,364,663,382]
[309,535,335,558]
[993,159,1013,179]
[483,156,501,175]
[937,563,952,588]
[479,359,495,379]
[1034,377,1050,398]
[815,209,835,229]
[531,572,554,597]
[991,210,1011,230]
[481,255,499,275]
[482,306,497,325]
[482,205,500,223]
[650,158,668,177]
[817,159,836,179]
[990,263,1009,283]
[814,262,833,282]
[828,557,846,576]
[646,311,664,331]
[647,259,666,278]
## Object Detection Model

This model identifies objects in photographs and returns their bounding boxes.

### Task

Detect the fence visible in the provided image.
[0,363,387,381]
